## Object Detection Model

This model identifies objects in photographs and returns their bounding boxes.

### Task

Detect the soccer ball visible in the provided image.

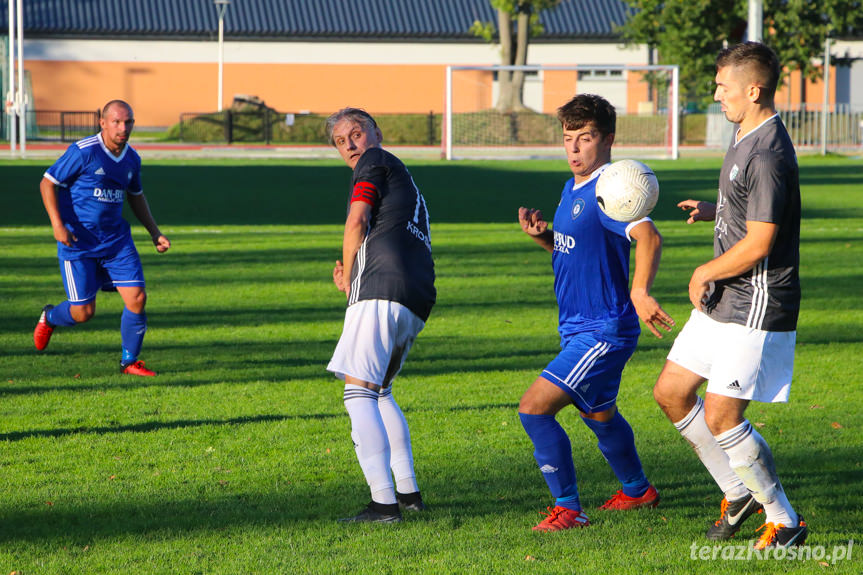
[595,159,660,222]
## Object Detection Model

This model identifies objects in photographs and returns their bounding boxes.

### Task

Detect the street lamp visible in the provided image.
[214,0,230,112]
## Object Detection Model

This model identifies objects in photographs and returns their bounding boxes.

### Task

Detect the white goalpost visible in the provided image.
[444,64,679,161]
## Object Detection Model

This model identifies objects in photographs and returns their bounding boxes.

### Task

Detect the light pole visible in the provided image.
[215,0,230,112]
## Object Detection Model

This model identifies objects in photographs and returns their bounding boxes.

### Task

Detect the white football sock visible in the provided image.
[343,384,396,505]
[674,396,748,500]
[378,387,419,495]
[716,420,797,526]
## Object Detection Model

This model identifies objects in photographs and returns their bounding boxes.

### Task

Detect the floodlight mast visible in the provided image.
[16,0,25,155]
[215,0,230,112]
[7,0,16,154]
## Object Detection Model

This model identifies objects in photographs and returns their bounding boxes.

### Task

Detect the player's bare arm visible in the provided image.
[39,177,77,247]
[629,220,674,337]
[127,193,170,253]
[677,199,716,224]
[518,206,554,253]
[341,201,372,298]
[689,220,778,310]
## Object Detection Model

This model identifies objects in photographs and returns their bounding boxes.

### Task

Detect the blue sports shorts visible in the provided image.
[541,331,637,414]
[59,240,145,304]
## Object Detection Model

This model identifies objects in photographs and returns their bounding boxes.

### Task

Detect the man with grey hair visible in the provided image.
[325,107,435,523]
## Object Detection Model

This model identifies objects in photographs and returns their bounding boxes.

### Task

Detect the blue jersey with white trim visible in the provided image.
[44,133,142,259]
[551,166,641,343]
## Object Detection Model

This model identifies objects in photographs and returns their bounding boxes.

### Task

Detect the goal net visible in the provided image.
[444,64,679,160]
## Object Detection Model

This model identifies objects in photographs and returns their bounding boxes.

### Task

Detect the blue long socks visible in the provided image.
[120,307,147,364]
[581,411,650,497]
[46,301,77,326]
[519,412,581,511]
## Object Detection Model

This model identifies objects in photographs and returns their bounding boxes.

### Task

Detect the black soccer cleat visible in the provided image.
[397,491,426,512]
[706,494,763,540]
[755,516,808,549]
[338,501,402,524]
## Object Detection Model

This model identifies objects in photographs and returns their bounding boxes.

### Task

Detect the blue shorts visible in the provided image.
[59,240,145,304]
[541,332,637,414]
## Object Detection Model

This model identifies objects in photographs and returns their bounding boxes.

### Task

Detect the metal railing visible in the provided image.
[176,110,440,145]
[779,104,863,149]
[2,109,100,142]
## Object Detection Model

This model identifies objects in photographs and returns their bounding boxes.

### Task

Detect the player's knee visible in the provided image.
[127,290,147,313]
[71,303,95,323]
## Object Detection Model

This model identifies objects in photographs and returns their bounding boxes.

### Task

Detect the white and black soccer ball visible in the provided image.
[595,159,660,222]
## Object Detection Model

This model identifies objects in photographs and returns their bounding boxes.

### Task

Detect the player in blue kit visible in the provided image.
[33,100,170,376]
[517,94,675,531]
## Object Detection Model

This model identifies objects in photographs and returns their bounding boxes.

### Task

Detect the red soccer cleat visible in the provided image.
[34,305,56,351]
[532,505,590,532]
[121,360,156,376]
[600,485,660,510]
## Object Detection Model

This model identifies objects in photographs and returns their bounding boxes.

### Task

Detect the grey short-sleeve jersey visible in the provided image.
[347,148,436,321]
[705,115,801,332]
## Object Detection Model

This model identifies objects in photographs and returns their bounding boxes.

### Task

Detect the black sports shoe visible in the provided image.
[706,494,763,540]
[754,516,808,549]
[397,491,426,512]
[338,501,402,523]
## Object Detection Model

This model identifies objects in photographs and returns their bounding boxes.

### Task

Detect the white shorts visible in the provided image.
[667,309,795,403]
[327,299,426,388]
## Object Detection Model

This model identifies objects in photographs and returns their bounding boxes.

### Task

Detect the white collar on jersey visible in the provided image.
[571,162,610,191]
[733,113,779,147]
[97,132,129,162]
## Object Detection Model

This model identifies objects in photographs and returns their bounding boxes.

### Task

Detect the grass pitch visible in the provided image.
[0,155,861,574]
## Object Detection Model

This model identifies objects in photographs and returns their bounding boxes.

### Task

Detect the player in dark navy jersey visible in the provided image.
[654,42,807,549]
[517,94,674,531]
[33,100,170,377]
[325,108,435,523]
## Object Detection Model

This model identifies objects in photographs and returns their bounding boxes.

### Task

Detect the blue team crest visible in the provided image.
[571,198,585,220]
[729,164,739,182]
[127,171,133,181]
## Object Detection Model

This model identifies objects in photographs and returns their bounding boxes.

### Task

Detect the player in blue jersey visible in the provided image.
[517,94,674,531]
[33,100,170,376]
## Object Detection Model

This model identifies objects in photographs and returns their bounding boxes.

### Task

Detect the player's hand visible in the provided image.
[677,200,716,224]
[689,266,711,311]
[53,225,77,247]
[631,289,675,338]
[333,260,347,293]
[518,207,548,236]
[153,235,171,253]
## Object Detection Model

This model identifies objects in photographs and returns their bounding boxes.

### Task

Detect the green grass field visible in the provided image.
[1,155,861,574]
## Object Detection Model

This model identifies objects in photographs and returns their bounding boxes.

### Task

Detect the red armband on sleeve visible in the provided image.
[351,181,379,206]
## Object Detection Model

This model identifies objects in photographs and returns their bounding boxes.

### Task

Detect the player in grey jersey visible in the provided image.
[325,108,435,523]
[653,43,807,549]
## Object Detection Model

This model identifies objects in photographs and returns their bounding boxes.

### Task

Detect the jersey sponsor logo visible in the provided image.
[571,198,585,220]
[539,464,558,474]
[729,164,739,181]
[714,188,728,237]
[95,167,106,175]
[93,187,124,203]
[553,230,576,254]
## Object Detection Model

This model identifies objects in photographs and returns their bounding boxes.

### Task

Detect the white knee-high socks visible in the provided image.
[343,384,420,504]
[674,396,748,500]
[715,420,797,526]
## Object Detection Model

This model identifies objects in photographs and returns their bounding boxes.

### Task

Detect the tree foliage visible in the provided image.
[470,0,562,112]
[619,0,863,108]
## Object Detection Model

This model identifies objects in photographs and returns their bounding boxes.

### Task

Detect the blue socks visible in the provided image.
[46,301,77,327]
[519,413,581,511]
[581,411,650,498]
[120,307,147,364]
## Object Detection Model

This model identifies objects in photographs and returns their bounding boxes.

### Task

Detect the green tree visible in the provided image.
[470,0,562,112]
[619,0,863,109]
